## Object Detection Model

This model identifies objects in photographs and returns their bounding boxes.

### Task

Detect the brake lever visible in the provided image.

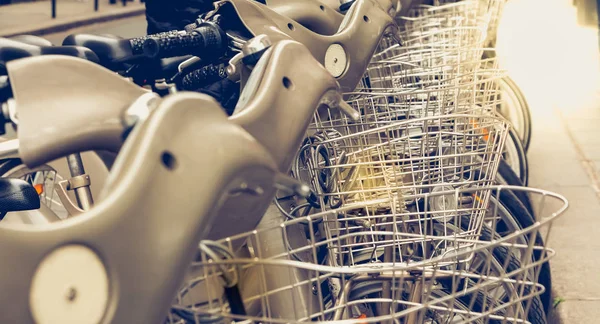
[226,52,244,82]
[177,56,202,73]
[226,35,270,84]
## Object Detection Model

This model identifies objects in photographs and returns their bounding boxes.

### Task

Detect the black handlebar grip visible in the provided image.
[142,23,228,60]
[129,31,180,55]
[180,63,228,91]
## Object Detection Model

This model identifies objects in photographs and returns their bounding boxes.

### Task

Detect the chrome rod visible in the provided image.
[66,153,94,210]
[0,139,19,160]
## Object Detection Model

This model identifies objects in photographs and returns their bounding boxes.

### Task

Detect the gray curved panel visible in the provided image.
[0,92,278,323]
[7,55,150,168]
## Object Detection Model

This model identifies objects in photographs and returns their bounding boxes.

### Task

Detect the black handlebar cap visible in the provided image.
[142,22,228,61]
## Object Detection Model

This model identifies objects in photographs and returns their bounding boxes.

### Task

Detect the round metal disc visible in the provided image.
[324,44,348,78]
[30,245,109,324]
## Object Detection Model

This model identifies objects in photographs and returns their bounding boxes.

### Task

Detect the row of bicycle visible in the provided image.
[0,0,566,323]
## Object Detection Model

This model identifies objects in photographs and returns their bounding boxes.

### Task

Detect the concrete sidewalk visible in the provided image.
[0,0,145,37]
[533,98,600,324]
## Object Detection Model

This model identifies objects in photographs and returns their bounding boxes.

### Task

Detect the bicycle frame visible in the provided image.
[229,40,352,172]
[0,37,358,322]
[0,91,279,324]
[211,0,398,92]
[3,37,352,232]
[6,55,153,169]
[265,0,344,35]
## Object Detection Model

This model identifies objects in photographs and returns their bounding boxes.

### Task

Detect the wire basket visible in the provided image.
[371,38,501,89]
[377,25,488,66]
[401,0,506,48]
[291,114,508,241]
[400,0,491,34]
[358,53,504,113]
[374,0,497,74]
[168,186,567,324]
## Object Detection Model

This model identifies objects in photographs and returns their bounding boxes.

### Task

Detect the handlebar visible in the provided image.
[208,0,398,92]
[128,31,181,55]
[142,23,228,61]
[179,63,228,91]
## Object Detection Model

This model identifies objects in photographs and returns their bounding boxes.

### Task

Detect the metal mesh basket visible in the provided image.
[374,0,499,79]
[402,0,506,47]
[357,54,504,114]
[371,38,503,89]
[377,25,488,67]
[169,186,567,324]
[291,114,508,244]
[400,1,491,35]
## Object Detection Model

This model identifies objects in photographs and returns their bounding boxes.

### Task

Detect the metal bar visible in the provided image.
[379,222,394,324]
[404,281,422,324]
[0,139,20,160]
[51,0,56,19]
[66,154,94,211]
[66,153,85,177]
[94,0,99,12]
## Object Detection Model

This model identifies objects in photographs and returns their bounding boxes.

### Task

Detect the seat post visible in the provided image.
[66,153,94,210]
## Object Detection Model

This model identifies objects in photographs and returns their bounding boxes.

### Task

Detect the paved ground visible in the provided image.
[496,1,600,322]
[527,103,600,324]
[17,8,600,323]
[0,0,145,37]
[43,14,146,44]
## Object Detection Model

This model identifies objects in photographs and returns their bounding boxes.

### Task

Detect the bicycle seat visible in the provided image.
[98,33,124,40]
[62,33,137,66]
[0,38,41,62]
[0,38,100,70]
[42,46,100,63]
[10,35,53,47]
[0,178,40,214]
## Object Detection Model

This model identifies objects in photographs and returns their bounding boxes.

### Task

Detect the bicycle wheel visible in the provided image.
[0,153,109,221]
[0,158,68,220]
[486,193,552,315]
[503,127,529,186]
[498,76,532,152]
[496,158,534,216]
[347,236,547,324]
[349,281,501,323]
[475,223,547,324]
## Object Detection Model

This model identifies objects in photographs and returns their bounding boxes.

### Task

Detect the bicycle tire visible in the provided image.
[500,76,532,152]
[504,128,529,186]
[350,238,548,324]
[497,158,535,217]
[350,277,521,323]
[0,158,72,219]
[479,223,547,324]
[490,193,553,316]
[0,158,24,176]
